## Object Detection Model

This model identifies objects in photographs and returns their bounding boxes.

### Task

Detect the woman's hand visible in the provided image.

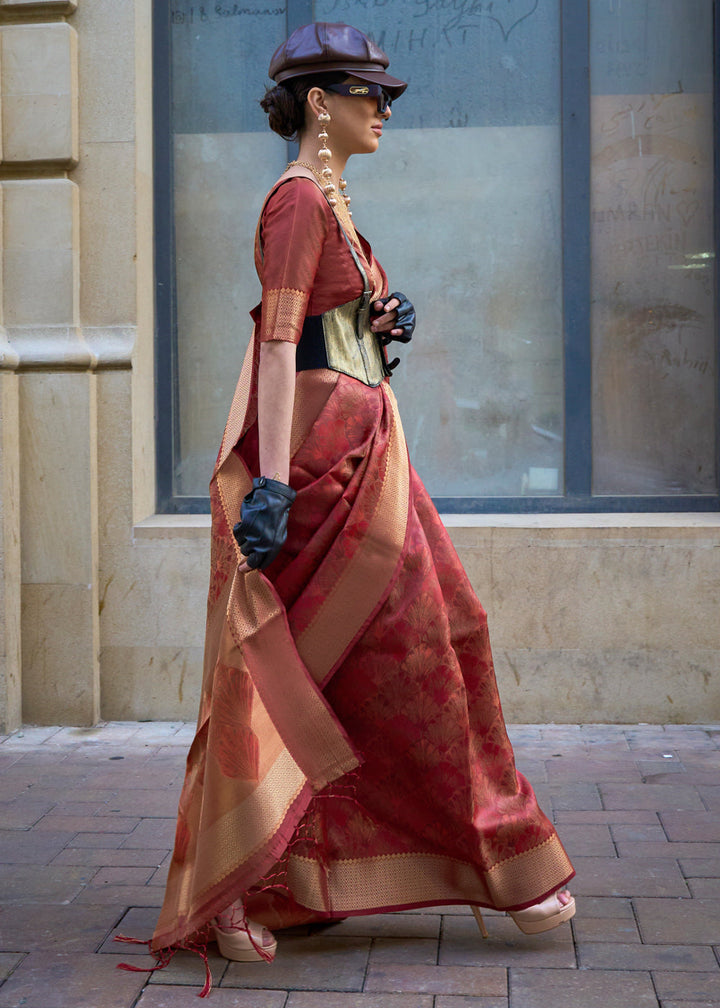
[370,292,416,344]
[234,476,296,572]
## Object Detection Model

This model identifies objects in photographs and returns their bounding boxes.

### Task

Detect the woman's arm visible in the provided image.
[257,340,296,484]
[236,339,296,574]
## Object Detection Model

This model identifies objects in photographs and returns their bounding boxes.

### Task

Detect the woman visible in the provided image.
[150,20,575,985]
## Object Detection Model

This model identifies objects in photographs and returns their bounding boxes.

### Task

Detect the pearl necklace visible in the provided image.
[286,160,352,217]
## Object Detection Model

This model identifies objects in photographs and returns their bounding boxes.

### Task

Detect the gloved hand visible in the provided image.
[371,292,416,374]
[232,476,296,571]
[373,292,416,346]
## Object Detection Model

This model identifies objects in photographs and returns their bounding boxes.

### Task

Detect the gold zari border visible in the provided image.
[193,746,306,899]
[285,833,573,913]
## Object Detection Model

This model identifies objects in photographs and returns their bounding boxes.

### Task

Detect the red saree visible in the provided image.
[151,176,574,956]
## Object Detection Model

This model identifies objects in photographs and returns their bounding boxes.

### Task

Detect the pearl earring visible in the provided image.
[317,112,336,206]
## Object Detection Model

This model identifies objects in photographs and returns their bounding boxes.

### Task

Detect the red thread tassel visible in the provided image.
[114,934,213,998]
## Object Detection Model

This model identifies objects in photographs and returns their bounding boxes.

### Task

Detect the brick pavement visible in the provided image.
[0,722,719,1008]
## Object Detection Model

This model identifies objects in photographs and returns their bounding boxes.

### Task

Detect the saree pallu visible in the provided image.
[152,352,574,953]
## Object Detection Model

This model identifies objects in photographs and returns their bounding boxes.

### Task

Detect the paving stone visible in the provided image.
[554,810,660,825]
[0,955,24,982]
[439,914,575,969]
[641,772,691,785]
[144,948,228,987]
[34,814,140,833]
[364,963,506,996]
[601,784,705,810]
[18,787,114,804]
[0,782,28,802]
[660,811,720,842]
[0,864,93,904]
[546,759,642,783]
[98,906,159,955]
[0,829,75,865]
[0,904,121,954]
[51,725,144,745]
[659,1003,718,1008]
[615,842,720,859]
[0,765,82,784]
[569,856,690,897]
[549,823,615,857]
[636,758,685,776]
[549,783,603,812]
[368,937,438,966]
[697,786,720,809]
[0,952,146,1008]
[634,898,720,944]
[0,799,56,828]
[121,819,176,848]
[610,822,668,842]
[572,917,641,943]
[653,971,720,1002]
[2,727,62,746]
[42,802,111,816]
[687,878,720,898]
[93,790,181,818]
[85,768,180,790]
[678,858,720,877]
[138,988,288,1008]
[287,995,434,1008]
[322,913,439,938]
[51,847,168,867]
[514,759,548,783]
[434,999,508,1008]
[67,833,129,848]
[680,750,720,768]
[572,897,635,919]
[579,941,717,970]
[223,935,370,991]
[72,884,166,906]
[509,966,658,1007]
[148,862,170,886]
[90,866,155,886]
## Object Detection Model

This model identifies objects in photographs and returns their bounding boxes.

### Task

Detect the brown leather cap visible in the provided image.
[269,22,407,99]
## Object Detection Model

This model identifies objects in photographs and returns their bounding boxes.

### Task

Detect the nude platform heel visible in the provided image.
[211,919,277,961]
[471,891,576,937]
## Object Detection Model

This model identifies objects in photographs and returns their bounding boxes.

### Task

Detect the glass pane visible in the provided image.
[171,6,288,497]
[590,0,717,495]
[170,1,564,499]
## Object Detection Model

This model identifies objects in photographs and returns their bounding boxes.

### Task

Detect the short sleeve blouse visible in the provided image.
[255,178,386,345]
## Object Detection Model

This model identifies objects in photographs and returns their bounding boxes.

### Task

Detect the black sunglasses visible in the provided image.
[323,82,392,114]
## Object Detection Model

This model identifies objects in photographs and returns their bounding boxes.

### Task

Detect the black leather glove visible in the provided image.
[375,292,416,346]
[373,292,416,374]
[232,476,296,571]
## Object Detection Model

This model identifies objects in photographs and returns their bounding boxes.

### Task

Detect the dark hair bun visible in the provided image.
[260,73,347,140]
[260,84,304,140]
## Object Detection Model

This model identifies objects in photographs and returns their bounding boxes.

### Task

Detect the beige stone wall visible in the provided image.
[0,0,138,730]
[0,0,718,731]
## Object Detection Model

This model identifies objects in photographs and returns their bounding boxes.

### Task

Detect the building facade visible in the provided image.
[0,0,718,731]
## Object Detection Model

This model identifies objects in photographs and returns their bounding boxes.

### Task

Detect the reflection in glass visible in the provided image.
[590,0,716,495]
[171,1,565,499]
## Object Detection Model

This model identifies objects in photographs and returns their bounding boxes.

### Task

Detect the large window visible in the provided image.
[155,1,718,513]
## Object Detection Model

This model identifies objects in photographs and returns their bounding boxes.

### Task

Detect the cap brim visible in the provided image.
[348,68,407,99]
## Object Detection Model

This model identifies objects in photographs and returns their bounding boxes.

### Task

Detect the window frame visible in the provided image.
[153,0,720,515]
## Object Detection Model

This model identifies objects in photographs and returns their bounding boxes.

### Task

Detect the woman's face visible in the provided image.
[311,76,392,159]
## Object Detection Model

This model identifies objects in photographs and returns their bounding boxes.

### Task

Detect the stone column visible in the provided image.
[0,2,101,725]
